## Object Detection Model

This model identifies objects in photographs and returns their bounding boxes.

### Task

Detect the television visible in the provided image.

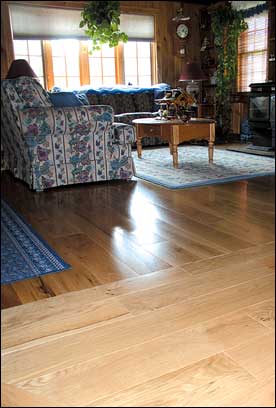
[249,95,270,122]
[248,82,275,148]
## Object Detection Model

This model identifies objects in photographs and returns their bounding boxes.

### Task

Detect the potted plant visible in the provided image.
[211,4,248,140]
[79,1,128,52]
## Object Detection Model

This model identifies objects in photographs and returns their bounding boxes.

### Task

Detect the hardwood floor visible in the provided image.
[1,171,275,407]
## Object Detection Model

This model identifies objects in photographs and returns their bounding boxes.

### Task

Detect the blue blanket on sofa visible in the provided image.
[51,83,170,96]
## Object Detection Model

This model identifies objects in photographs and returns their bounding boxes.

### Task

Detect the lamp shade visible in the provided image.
[179,62,208,81]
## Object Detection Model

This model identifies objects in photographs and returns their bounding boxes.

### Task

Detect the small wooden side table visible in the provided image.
[132,118,216,168]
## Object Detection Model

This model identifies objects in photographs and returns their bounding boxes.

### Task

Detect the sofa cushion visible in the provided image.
[133,92,154,112]
[75,93,90,105]
[97,93,136,114]
[49,92,83,107]
[86,93,99,105]
[97,94,118,112]
[117,94,136,114]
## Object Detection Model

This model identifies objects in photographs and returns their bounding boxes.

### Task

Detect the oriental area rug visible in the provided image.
[1,199,70,285]
[133,145,275,189]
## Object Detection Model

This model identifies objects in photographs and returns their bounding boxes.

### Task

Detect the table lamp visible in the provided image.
[179,62,208,103]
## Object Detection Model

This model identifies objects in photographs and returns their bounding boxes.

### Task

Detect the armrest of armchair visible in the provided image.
[111,122,136,145]
[114,112,158,125]
[18,105,114,161]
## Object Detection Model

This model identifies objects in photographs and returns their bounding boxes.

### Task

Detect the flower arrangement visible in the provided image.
[174,90,195,108]
[156,89,195,121]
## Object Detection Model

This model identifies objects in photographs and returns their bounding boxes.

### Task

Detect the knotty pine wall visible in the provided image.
[1,0,203,85]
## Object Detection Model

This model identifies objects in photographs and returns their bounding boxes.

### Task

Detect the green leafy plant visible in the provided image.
[211,5,248,138]
[79,1,128,52]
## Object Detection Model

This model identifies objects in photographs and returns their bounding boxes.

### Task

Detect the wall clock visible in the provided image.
[176,23,189,39]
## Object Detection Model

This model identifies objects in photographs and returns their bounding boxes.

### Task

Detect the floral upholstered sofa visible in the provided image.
[1,77,136,192]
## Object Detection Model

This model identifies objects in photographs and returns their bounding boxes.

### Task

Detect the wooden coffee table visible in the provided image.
[132,118,216,168]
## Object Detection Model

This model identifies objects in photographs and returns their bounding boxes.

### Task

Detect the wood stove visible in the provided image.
[248,82,275,150]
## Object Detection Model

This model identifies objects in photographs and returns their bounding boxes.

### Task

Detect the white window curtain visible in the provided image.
[120,14,154,41]
[231,1,267,11]
[9,4,155,41]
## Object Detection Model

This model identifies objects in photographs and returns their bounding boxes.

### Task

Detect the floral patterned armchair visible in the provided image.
[1,77,136,191]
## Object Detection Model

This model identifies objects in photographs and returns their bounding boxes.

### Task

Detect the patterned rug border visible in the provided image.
[1,199,71,285]
[133,147,275,190]
[135,171,276,190]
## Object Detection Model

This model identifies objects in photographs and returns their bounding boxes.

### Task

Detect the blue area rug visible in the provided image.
[133,146,275,189]
[1,199,70,285]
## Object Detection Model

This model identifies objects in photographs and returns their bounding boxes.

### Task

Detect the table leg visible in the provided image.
[208,123,215,163]
[172,144,178,168]
[172,126,180,168]
[169,142,173,155]
[208,141,214,163]
[136,125,142,158]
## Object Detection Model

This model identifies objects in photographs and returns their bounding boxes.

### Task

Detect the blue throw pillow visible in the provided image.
[49,92,83,107]
[75,93,90,105]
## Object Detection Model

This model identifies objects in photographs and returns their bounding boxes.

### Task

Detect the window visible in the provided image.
[237,11,268,92]
[51,40,80,89]
[123,42,152,86]
[13,39,45,86]
[88,42,116,86]
[10,5,156,88]
[12,39,155,90]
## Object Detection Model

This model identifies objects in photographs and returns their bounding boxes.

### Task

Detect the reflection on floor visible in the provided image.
[1,171,275,407]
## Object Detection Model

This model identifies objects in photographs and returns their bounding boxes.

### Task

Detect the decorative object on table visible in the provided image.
[155,89,195,122]
[133,145,275,189]
[211,4,248,138]
[1,199,71,285]
[79,1,128,52]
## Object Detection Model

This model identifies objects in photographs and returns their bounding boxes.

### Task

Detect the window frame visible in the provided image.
[13,38,157,90]
[13,39,46,87]
[236,11,269,93]
[122,40,155,87]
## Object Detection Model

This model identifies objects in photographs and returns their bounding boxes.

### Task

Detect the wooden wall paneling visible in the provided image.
[8,1,87,9]
[1,1,15,79]
[120,1,162,13]
[155,2,180,86]
[231,103,244,135]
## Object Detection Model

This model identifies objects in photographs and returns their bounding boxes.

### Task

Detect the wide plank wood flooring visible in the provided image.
[1,171,275,407]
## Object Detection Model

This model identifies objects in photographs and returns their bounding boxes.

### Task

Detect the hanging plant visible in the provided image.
[79,1,128,52]
[211,5,248,138]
